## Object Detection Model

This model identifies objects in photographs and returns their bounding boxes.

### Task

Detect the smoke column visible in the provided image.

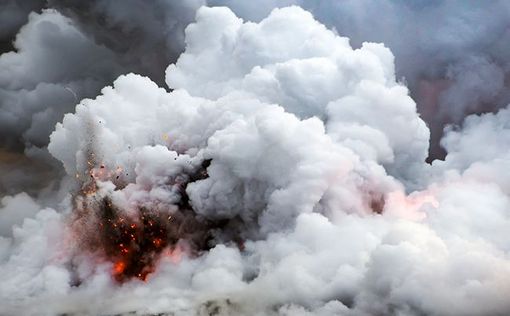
[1,2,510,316]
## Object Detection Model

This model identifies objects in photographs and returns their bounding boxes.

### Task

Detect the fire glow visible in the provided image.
[98,199,170,282]
[70,158,217,283]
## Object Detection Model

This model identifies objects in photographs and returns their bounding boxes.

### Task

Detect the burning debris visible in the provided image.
[71,158,222,282]
[95,199,171,282]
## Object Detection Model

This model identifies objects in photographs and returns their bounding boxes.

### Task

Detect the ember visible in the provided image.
[71,158,226,283]
[97,199,169,282]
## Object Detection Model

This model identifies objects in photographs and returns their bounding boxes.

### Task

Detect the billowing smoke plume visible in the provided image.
[0,0,204,195]
[2,0,509,196]
[211,0,510,159]
[2,6,510,315]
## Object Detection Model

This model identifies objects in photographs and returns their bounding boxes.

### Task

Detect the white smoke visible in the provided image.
[1,6,510,316]
[210,0,510,159]
[166,6,429,182]
[2,0,510,199]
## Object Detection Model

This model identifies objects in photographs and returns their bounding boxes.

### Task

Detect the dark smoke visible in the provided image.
[48,0,204,85]
[0,0,44,53]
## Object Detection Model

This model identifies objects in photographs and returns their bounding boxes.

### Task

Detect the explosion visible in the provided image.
[88,198,171,282]
[71,159,217,283]
[2,3,510,316]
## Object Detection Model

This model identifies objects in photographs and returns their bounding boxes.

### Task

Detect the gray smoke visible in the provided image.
[0,0,44,53]
[0,0,204,195]
[1,2,510,316]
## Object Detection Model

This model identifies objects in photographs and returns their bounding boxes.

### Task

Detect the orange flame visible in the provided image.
[113,261,126,275]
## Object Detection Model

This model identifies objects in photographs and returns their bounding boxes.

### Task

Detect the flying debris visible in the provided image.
[71,158,248,283]
[64,86,78,103]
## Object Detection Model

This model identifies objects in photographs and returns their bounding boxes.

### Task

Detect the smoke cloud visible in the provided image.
[211,0,510,159]
[1,0,204,150]
[2,0,509,196]
[1,5,510,315]
[0,0,204,196]
[0,0,44,53]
